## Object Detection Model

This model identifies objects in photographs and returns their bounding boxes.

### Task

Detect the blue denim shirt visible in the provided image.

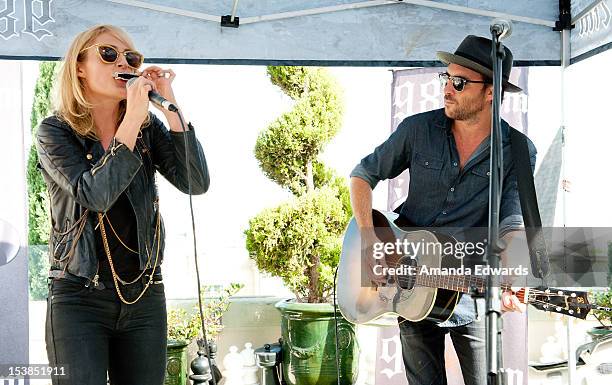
[351,108,537,326]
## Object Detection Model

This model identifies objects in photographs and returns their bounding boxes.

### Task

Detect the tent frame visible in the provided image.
[6,2,608,384]
[105,0,557,28]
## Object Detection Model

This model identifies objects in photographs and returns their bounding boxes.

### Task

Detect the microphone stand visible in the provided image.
[484,28,507,385]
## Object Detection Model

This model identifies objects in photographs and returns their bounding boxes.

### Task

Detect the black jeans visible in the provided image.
[45,278,167,385]
[399,317,486,385]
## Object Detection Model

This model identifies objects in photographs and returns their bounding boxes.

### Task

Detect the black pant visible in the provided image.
[45,278,167,385]
[399,318,486,385]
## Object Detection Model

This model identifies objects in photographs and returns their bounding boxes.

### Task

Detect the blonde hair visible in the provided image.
[55,24,143,139]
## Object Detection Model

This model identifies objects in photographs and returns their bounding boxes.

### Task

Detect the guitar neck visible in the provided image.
[413,269,513,294]
[412,272,594,319]
[403,270,600,322]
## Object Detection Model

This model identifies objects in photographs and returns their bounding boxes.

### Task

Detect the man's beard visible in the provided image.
[444,92,486,121]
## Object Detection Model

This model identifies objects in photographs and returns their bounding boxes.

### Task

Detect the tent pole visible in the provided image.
[560,26,578,385]
[571,0,605,24]
[242,0,556,27]
[241,1,398,24]
[230,0,239,23]
[396,0,556,27]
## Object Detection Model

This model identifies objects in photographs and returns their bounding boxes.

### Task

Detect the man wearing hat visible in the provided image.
[349,35,536,384]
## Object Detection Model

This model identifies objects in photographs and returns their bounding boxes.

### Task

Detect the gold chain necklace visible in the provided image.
[97,208,159,285]
[100,213,139,254]
[97,209,161,305]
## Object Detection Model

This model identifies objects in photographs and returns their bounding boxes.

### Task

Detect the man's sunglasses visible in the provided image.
[438,72,490,92]
[80,44,144,69]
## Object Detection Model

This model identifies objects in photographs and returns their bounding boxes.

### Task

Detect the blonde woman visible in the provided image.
[36,25,209,385]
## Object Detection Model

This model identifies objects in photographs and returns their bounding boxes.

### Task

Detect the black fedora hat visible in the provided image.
[436,35,521,93]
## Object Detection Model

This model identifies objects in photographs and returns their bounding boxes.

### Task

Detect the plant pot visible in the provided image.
[587,326,612,340]
[275,299,359,385]
[165,339,189,385]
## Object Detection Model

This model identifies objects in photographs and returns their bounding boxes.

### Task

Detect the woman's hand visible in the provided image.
[124,75,156,124]
[140,66,188,132]
[141,66,177,110]
[116,76,156,150]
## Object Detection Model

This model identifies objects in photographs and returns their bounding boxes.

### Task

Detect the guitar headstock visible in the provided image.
[527,287,591,320]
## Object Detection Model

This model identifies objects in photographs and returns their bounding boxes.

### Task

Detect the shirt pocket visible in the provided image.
[468,164,491,204]
[414,152,443,173]
[411,153,445,209]
[403,152,447,220]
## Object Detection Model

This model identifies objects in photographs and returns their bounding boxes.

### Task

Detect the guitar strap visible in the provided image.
[509,128,550,284]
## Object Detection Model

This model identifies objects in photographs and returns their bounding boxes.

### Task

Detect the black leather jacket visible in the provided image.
[36,113,209,285]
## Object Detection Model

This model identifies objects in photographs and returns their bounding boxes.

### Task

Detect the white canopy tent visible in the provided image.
[1,0,608,64]
[1,1,610,383]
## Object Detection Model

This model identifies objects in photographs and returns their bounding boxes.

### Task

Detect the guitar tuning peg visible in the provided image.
[555,306,561,312]
[570,293,576,297]
[557,291,563,295]
[568,310,574,315]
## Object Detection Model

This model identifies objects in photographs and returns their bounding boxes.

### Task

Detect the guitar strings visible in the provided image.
[367,258,590,309]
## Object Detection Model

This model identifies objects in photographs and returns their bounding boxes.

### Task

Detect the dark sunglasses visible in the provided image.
[80,44,144,69]
[438,72,490,92]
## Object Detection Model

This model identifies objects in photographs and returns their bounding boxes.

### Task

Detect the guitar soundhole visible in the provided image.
[397,256,417,290]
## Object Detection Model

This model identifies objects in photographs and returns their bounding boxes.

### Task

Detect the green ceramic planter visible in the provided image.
[165,339,189,385]
[587,326,612,339]
[275,299,359,385]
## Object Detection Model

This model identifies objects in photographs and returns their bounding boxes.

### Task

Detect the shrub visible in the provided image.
[27,61,57,300]
[245,66,351,303]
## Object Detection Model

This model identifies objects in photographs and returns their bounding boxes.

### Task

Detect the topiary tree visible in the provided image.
[27,61,57,300]
[245,66,351,303]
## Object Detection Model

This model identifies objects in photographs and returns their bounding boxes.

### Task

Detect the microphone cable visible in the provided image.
[176,110,217,385]
[119,73,215,382]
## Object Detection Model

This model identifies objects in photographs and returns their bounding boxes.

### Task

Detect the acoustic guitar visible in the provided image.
[336,210,608,324]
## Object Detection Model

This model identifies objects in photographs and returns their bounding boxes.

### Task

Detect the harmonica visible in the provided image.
[113,72,140,80]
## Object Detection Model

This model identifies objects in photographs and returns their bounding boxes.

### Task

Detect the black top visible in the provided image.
[95,192,140,281]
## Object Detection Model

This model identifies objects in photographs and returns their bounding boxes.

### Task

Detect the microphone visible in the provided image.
[490,18,512,41]
[126,77,178,112]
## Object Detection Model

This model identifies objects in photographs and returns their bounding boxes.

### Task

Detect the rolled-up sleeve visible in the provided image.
[499,136,537,236]
[349,118,413,189]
